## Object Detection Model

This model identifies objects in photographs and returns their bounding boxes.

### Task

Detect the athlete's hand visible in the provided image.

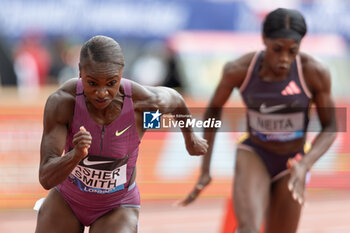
[287,153,307,205]
[73,126,92,159]
[176,172,212,206]
[185,133,208,156]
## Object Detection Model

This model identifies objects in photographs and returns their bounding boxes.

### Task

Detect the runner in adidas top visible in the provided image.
[180,8,336,233]
[35,35,208,233]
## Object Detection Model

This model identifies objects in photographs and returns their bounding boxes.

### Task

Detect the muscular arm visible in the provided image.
[300,54,337,170]
[201,53,254,174]
[39,81,91,189]
[287,54,337,205]
[178,52,254,206]
[132,81,207,155]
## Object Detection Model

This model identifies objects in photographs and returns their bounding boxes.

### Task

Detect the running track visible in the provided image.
[1,190,350,233]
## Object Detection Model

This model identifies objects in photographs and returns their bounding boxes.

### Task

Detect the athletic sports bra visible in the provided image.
[59,78,140,195]
[239,51,312,142]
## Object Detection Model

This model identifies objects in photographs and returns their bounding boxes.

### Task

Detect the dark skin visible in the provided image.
[179,37,337,233]
[35,59,208,233]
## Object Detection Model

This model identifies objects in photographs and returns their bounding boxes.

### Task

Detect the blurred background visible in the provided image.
[1,0,350,232]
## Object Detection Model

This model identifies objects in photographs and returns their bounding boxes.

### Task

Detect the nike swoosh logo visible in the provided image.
[260,103,287,114]
[83,157,115,166]
[115,125,132,136]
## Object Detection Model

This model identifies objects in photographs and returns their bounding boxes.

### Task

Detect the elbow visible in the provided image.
[39,177,52,190]
[322,129,337,145]
[40,182,51,190]
[324,122,337,140]
[42,184,52,191]
[39,171,54,190]
[205,107,222,119]
[167,88,184,106]
[172,90,185,108]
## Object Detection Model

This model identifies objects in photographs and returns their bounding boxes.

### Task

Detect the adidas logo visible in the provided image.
[281,81,301,96]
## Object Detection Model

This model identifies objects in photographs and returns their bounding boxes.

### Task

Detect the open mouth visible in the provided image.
[96,99,108,103]
[94,98,109,106]
[278,63,288,69]
[277,64,289,72]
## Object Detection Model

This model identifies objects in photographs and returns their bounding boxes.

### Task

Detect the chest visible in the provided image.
[242,77,310,113]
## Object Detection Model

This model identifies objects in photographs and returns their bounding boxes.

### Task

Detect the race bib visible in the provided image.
[248,110,305,141]
[69,154,128,194]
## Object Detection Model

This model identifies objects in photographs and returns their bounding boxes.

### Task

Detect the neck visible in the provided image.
[259,57,290,82]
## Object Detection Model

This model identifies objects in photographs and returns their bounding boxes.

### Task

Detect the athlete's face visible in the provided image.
[263,37,300,77]
[79,61,123,110]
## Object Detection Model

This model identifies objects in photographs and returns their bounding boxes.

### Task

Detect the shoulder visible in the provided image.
[128,79,153,101]
[130,79,178,100]
[299,52,331,94]
[299,52,330,76]
[48,78,77,106]
[223,51,257,75]
[44,78,77,125]
[220,51,258,88]
[127,79,182,111]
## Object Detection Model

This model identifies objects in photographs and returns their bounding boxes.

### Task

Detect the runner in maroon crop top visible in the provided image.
[35,35,208,233]
[180,8,337,233]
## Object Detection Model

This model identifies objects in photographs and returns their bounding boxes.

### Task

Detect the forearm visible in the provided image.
[39,149,81,189]
[201,107,222,173]
[302,131,336,171]
[173,103,195,135]
[170,93,195,139]
[201,131,216,173]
